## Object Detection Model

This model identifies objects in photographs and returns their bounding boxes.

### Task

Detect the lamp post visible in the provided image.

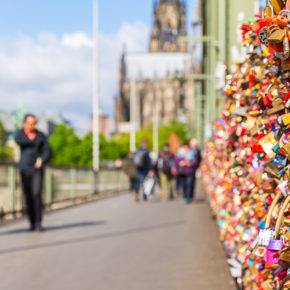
[153,78,159,156]
[93,0,99,191]
[130,79,136,152]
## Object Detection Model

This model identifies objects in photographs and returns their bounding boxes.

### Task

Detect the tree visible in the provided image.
[0,121,13,162]
[48,120,189,166]
[49,124,82,166]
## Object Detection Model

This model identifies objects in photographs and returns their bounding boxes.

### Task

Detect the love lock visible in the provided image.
[259,27,269,47]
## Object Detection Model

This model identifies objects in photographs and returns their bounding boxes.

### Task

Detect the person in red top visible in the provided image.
[15,114,51,232]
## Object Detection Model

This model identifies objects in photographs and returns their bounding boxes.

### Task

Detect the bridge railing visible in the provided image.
[0,162,129,220]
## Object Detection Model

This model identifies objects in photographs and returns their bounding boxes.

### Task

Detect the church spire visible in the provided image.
[150,0,187,52]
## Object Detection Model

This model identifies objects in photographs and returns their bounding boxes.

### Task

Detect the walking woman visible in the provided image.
[175,142,196,204]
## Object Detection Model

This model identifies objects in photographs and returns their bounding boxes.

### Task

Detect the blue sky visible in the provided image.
[0,0,194,37]
[0,0,194,131]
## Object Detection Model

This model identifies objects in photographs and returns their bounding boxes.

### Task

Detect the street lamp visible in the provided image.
[130,79,136,152]
[93,0,99,190]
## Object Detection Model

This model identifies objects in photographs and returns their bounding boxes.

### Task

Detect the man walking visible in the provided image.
[132,139,153,201]
[15,114,51,231]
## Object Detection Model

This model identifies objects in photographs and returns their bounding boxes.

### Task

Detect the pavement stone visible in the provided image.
[0,181,235,290]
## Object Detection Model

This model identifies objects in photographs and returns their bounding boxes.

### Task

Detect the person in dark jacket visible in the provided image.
[132,139,153,201]
[15,114,51,231]
[189,138,202,200]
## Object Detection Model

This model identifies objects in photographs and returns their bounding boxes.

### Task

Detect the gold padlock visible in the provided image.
[282,142,290,160]
[265,0,274,17]
[270,0,285,15]
[268,26,285,43]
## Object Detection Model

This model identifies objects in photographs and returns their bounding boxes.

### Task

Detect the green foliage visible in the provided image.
[0,147,13,162]
[49,125,83,166]
[158,120,187,150]
[49,120,188,166]
[0,121,6,146]
[0,121,13,162]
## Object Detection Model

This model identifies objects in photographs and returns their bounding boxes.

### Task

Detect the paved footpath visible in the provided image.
[0,182,235,290]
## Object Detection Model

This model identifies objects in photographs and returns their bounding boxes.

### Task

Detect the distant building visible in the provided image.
[90,114,110,139]
[37,113,71,136]
[115,0,195,134]
[0,110,70,162]
[0,110,70,141]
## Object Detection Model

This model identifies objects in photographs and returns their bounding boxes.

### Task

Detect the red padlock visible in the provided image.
[263,95,271,108]
[268,42,284,53]
[276,15,288,28]
[259,17,272,28]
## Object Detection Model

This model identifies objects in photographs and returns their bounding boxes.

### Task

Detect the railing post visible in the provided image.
[45,167,53,210]
[8,165,16,218]
[70,168,77,203]
[90,169,95,197]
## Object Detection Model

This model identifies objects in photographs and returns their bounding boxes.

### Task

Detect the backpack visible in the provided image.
[158,152,173,175]
[132,149,147,170]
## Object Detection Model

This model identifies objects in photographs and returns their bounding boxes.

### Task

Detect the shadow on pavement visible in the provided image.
[0,220,185,255]
[0,221,107,236]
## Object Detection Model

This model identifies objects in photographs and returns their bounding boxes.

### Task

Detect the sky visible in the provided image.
[0,0,195,132]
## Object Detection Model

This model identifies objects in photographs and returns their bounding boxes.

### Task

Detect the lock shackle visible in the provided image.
[263,0,274,18]
[265,190,282,228]
[274,195,290,239]
[279,9,290,17]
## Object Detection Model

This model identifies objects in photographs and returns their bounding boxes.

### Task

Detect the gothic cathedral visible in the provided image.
[115,0,194,135]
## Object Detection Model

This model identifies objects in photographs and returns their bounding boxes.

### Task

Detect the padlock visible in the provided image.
[282,113,290,126]
[266,239,283,266]
[267,104,285,115]
[276,15,288,28]
[268,23,285,43]
[273,153,288,166]
[270,0,285,15]
[268,42,284,52]
[257,229,275,246]
[281,142,290,160]
[280,249,290,262]
[272,98,283,107]
[259,131,277,158]
[265,0,274,17]
[276,28,290,60]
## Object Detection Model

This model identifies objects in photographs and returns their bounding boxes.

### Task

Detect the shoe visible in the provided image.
[135,195,140,202]
[143,194,147,201]
[183,198,190,204]
[29,226,35,232]
[35,223,44,232]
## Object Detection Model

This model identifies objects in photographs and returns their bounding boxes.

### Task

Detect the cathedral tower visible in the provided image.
[150,0,187,53]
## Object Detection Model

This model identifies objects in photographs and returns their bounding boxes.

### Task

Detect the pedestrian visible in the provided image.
[132,139,153,201]
[189,138,202,200]
[15,114,51,232]
[175,142,196,204]
[122,152,137,199]
[158,143,175,201]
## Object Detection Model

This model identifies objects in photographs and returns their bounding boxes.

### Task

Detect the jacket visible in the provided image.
[175,148,196,175]
[15,129,51,170]
[123,157,137,178]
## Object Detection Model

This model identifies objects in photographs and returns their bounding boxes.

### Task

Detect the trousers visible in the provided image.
[180,175,194,200]
[20,169,43,226]
[134,171,147,195]
[160,172,174,201]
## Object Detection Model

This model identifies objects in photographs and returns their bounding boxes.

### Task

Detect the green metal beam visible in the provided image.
[179,35,214,43]
[167,74,212,81]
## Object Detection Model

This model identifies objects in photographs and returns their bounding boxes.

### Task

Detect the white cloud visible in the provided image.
[0,21,150,132]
